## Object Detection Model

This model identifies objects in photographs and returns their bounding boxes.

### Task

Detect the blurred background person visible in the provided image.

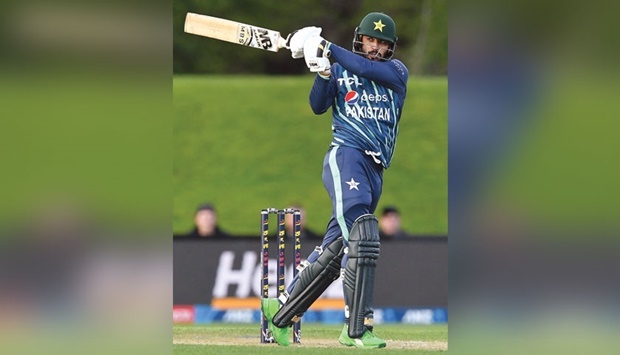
[379,206,410,240]
[182,203,230,238]
[285,204,322,240]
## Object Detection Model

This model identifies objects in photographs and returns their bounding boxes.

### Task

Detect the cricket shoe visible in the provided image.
[338,323,386,349]
[261,298,290,346]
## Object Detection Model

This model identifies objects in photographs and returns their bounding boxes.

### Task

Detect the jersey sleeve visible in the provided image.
[328,44,408,95]
[309,66,337,114]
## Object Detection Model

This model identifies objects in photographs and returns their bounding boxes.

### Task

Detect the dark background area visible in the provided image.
[173,0,447,75]
[173,237,448,307]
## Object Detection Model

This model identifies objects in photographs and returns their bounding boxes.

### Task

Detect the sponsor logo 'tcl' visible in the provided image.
[337,77,362,86]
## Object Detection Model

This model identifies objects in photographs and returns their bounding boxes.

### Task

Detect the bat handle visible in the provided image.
[277,36,288,50]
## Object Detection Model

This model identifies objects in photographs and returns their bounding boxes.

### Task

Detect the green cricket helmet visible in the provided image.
[353,12,398,60]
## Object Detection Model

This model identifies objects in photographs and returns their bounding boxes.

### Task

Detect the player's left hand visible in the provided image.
[286,26,322,59]
[303,35,331,73]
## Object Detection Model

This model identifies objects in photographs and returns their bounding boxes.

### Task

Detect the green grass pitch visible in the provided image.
[173,323,448,354]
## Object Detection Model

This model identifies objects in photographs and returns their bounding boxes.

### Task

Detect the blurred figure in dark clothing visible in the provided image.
[379,206,410,240]
[182,203,230,238]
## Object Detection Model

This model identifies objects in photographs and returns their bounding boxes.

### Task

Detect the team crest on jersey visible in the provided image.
[345,91,359,105]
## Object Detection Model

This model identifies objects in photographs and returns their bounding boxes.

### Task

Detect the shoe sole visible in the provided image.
[339,336,385,348]
[340,334,386,348]
[339,338,354,347]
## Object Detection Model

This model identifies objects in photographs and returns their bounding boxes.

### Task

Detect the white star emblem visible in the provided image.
[373,19,386,32]
[345,178,360,191]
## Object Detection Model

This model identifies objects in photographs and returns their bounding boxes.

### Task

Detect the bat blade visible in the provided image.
[184,12,287,52]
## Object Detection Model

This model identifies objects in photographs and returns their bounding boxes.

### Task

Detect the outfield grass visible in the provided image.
[173,75,446,236]
[173,323,447,354]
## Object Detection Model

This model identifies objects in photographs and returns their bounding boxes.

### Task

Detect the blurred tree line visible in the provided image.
[173,0,446,75]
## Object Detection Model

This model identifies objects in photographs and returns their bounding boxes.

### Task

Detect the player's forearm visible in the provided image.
[309,74,334,114]
[329,44,406,92]
[329,44,381,78]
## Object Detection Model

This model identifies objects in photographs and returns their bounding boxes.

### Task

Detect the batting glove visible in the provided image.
[303,35,331,73]
[286,26,322,59]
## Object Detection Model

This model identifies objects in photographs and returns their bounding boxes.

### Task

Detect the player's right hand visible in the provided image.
[303,35,331,73]
[286,26,322,59]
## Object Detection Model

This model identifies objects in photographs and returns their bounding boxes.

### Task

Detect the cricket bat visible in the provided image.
[184,12,288,52]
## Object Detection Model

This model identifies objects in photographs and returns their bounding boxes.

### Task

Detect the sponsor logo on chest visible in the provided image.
[345,90,389,105]
[337,77,362,87]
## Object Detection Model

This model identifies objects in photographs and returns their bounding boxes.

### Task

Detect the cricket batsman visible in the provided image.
[261,12,409,348]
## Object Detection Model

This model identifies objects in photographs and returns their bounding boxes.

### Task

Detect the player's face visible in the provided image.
[361,35,390,61]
